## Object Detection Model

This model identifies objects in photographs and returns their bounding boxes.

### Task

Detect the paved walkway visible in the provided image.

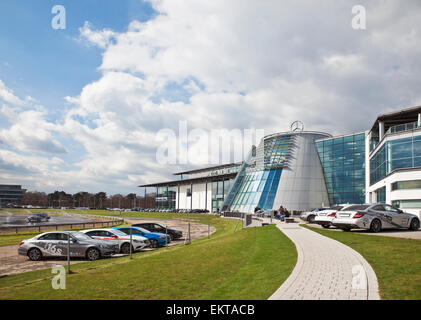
[269,221,380,300]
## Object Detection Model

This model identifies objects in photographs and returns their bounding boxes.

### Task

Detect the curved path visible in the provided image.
[269,222,380,300]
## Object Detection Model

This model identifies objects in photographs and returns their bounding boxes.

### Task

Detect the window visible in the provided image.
[376,186,386,203]
[391,180,421,191]
[38,233,61,240]
[186,188,192,197]
[370,134,421,185]
[383,204,400,213]
[372,205,385,211]
[392,199,421,209]
[317,134,366,205]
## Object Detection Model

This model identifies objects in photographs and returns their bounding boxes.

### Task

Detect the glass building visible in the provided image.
[315,133,366,205]
[370,135,421,185]
[140,105,421,218]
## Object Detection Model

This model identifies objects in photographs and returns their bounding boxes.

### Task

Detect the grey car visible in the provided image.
[18,231,119,261]
[27,213,50,222]
[331,203,420,232]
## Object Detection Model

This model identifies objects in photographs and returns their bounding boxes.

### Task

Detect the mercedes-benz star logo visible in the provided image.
[290,120,304,132]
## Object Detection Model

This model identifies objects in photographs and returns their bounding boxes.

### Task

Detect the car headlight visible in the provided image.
[158,236,166,239]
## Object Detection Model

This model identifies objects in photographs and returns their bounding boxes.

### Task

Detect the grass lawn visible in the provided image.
[303,225,421,300]
[0,213,297,300]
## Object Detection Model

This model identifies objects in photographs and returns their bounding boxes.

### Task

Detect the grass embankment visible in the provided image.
[0,211,297,300]
[303,225,421,300]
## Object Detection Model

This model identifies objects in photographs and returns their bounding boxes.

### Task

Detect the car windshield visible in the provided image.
[330,206,343,210]
[70,232,93,241]
[344,205,370,211]
[133,227,149,233]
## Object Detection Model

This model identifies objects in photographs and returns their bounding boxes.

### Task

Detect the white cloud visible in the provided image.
[2,0,421,194]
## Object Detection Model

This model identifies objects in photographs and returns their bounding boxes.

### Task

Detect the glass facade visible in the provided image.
[316,133,366,205]
[229,169,282,213]
[212,179,233,212]
[156,186,176,209]
[376,186,386,203]
[370,135,421,185]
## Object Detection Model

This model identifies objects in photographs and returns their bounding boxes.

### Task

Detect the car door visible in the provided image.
[37,233,65,257]
[383,205,408,228]
[369,205,393,228]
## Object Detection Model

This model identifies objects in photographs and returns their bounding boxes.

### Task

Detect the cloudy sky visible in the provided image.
[1,0,421,195]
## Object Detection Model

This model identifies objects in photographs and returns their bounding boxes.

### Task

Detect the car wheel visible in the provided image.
[308,215,315,223]
[322,224,330,229]
[409,218,420,231]
[86,248,100,261]
[120,242,131,254]
[150,239,159,248]
[370,219,382,233]
[28,248,42,261]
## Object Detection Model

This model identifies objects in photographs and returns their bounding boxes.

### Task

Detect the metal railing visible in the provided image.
[1,213,124,234]
[386,121,420,135]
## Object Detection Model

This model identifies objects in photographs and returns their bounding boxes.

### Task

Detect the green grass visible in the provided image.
[0,221,296,300]
[302,225,421,300]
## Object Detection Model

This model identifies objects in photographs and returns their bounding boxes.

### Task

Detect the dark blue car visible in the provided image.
[114,226,170,248]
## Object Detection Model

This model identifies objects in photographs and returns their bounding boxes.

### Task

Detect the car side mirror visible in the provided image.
[72,239,78,243]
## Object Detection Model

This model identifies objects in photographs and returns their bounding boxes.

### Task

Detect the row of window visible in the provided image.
[392,199,421,209]
[370,135,421,185]
[391,179,421,191]
[230,169,282,212]
[316,134,366,205]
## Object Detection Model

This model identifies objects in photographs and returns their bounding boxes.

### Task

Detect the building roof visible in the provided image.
[370,105,421,134]
[138,171,238,188]
[173,162,242,175]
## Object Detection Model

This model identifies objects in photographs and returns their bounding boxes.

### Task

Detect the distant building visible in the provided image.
[0,185,26,207]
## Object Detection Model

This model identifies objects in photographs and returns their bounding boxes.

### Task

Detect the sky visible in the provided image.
[0,0,421,195]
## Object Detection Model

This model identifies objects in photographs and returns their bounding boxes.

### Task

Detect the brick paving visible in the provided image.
[269,221,380,300]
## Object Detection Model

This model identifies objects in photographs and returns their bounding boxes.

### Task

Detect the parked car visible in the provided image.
[300,208,329,223]
[314,204,356,228]
[132,222,183,241]
[331,203,421,232]
[81,228,149,253]
[27,213,50,223]
[18,231,118,261]
[114,226,170,248]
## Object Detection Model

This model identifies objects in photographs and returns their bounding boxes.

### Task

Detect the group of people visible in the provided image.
[254,205,290,221]
[275,205,290,221]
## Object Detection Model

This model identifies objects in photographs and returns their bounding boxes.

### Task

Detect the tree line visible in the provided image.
[21,191,156,209]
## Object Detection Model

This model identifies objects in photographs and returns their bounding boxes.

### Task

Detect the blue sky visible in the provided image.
[1,1,421,195]
[0,0,155,115]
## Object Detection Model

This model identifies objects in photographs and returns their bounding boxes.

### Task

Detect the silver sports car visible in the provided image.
[331,203,420,232]
[18,231,119,261]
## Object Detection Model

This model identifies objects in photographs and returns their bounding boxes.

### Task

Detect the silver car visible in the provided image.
[331,203,421,232]
[314,204,356,228]
[300,208,329,223]
[18,231,119,261]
